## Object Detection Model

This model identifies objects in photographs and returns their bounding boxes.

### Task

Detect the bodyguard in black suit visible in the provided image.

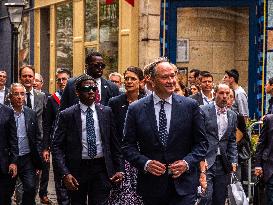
[0,70,10,105]
[122,59,208,205]
[60,51,119,111]
[52,75,124,204]
[199,84,238,205]
[0,104,18,205]
[42,68,71,205]
[255,114,273,204]
[9,83,43,205]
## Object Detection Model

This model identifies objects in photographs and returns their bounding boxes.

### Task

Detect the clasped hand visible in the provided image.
[147,160,187,178]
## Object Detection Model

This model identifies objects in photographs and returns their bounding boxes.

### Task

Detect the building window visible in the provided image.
[85,0,119,77]
[56,1,73,73]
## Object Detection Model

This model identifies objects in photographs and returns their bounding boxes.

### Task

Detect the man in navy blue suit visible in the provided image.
[122,58,208,205]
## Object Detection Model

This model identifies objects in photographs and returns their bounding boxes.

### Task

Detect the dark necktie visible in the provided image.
[26,92,32,108]
[86,107,97,158]
[158,101,168,146]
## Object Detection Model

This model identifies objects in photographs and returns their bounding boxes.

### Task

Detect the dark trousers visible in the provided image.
[69,158,112,205]
[0,172,14,205]
[39,160,50,197]
[266,174,273,205]
[142,176,196,205]
[52,159,70,205]
[12,154,37,205]
[199,156,229,205]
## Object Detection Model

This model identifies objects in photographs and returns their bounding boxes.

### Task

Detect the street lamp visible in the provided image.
[5,1,25,83]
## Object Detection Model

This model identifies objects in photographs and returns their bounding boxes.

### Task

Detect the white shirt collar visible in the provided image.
[0,86,5,92]
[153,92,172,105]
[28,88,34,95]
[79,101,95,113]
[201,90,213,101]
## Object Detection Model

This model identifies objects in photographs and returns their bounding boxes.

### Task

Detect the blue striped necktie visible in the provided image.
[86,107,97,158]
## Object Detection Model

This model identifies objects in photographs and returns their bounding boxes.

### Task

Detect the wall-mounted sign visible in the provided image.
[176,38,189,63]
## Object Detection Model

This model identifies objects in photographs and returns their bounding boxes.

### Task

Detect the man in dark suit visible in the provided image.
[9,83,43,205]
[0,103,18,205]
[255,114,273,204]
[199,83,237,205]
[19,65,48,203]
[190,71,214,106]
[0,70,10,105]
[42,68,71,205]
[60,51,119,110]
[52,74,124,204]
[122,58,208,205]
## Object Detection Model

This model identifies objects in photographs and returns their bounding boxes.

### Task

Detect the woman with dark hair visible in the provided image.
[108,66,145,205]
[174,80,189,97]
[190,83,200,96]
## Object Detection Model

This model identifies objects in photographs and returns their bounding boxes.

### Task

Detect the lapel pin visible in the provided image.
[104,85,108,88]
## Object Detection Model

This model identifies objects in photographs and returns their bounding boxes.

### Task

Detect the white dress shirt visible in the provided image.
[201,90,214,105]
[25,88,34,109]
[153,93,172,132]
[80,102,103,159]
[215,102,228,155]
[0,86,5,104]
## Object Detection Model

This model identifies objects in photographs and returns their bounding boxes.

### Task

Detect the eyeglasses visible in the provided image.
[56,77,68,83]
[78,85,98,92]
[89,63,106,70]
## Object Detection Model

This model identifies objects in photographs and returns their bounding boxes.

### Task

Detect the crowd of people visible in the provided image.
[0,52,273,205]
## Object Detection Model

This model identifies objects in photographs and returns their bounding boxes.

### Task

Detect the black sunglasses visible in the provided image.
[90,63,106,69]
[78,85,98,92]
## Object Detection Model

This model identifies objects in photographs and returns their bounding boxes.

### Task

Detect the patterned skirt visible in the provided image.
[108,161,143,205]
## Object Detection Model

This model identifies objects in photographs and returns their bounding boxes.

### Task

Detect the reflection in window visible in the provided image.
[99,0,119,76]
[56,2,73,73]
[85,0,98,42]
[18,14,30,67]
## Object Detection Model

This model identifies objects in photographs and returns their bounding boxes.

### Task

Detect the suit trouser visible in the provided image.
[52,158,70,205]
[0,172,14,205]
[266,174,273,205]
[12,154,37,205]
[142,176,196,205]
[199,156,229,205]
[69,158,112,205]
[39,160,50,197]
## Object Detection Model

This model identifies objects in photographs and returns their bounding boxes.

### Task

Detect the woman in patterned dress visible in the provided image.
[108,66,145,205]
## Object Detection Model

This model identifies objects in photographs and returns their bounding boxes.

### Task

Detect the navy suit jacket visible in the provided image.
[201,104,238,172]
[23,106,43,170]
[59,77,119,111]
[255,114,273,182]
[0,104,18,174]
[122,94,208,197]
[190,92,204,106]
[52,103,124,179]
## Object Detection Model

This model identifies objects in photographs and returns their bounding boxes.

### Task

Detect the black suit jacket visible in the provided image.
[42,95,60,150]
[189,92,204,106]
[52,103,124,179]
[60,77,119,111]
[108,93,145,143]
[3,87,10,105]
[122,94,208,196]
[255,114,273,182]
[0,104,18,174]
[23,106,43,170]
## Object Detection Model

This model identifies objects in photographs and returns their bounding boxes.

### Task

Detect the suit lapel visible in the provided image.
[95,104,105,144]
[144,95,159,139]
[33,90,38,110]
[168,95,181,145]
[100,78,108,104]
[209,104,219,139]
[73,104,82,142]
[23,107,31,136]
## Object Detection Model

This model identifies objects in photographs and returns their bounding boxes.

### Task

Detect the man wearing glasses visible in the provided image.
[60,51,119,111]
[42,68,71,205]
[52,74,124,204]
